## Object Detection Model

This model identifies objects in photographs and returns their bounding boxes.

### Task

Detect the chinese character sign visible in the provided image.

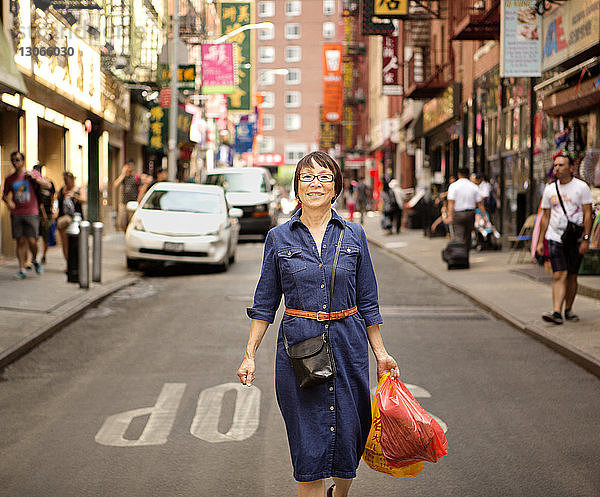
[322,44,343,123]
[201,44,236,94]
[382,35,402,96]
[500,1,541,77]
[220,2,252,111]
[373,0,409,17]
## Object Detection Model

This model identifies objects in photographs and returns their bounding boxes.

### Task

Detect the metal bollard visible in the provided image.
[66,215,81,283]
[78,220,90,289]
[92,222,103,283]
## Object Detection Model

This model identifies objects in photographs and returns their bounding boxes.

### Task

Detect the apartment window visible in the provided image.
[285,46,302,63]
[323,0,335,15]
[259,136,275,153]
[259,46,275,63]
[285,114,302,131]
[261,91,275,108]
[285,91,301,108]
[258,1,275,17]
[258,25,275,40]
[286,0,301,16]
[285,143,308,164]
[285,23,301,40]
[258,70,276,86]
[323,22,336,39]
[263,114,275,131]
[286,68,301,85]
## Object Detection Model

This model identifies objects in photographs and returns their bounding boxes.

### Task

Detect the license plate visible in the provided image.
[164,242,184,252]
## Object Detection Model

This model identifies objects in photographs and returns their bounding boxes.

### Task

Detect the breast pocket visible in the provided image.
[337,245,360,272]
[278,247,307,274]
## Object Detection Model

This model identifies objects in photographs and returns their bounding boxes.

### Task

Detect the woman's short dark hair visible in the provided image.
[293,151,343,204]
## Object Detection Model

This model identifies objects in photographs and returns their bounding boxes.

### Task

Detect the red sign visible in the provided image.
[160,88,171,108]
[382,36,402,96]
[255,153,284,166]
[322,44,343,123]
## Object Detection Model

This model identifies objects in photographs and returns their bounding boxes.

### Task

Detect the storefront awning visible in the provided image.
[0,26,26,95]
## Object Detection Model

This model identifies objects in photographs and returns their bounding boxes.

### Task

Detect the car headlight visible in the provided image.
[132,217,145,231]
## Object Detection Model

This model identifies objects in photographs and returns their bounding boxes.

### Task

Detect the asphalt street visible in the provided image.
[0,241,599,497]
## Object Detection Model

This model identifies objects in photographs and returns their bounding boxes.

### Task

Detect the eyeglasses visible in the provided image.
[298,173,335,183]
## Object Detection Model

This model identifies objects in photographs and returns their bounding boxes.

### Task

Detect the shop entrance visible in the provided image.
[37,118,65,189]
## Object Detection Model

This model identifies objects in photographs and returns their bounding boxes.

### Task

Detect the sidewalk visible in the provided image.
[0,233,137,370]
[358,212,600,378]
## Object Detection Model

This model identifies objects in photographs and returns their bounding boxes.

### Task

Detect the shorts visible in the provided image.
[11,214,39,239]
[548,240,583,274]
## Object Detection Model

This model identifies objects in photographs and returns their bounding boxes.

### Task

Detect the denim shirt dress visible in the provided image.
[247,209,383,482]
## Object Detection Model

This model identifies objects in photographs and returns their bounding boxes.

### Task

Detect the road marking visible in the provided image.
[190,383,261,443]
[95,383,186,447]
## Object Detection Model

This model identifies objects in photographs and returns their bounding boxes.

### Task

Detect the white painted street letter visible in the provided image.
[190,383,260,443]
[95,383,186,447]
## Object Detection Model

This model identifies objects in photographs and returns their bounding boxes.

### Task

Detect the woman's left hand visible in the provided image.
[377,354,400,380]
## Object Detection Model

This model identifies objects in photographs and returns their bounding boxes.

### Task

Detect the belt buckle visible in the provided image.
[316,311,329,321]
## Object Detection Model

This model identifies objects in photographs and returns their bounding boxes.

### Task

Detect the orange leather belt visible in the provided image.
[284,305,358,322]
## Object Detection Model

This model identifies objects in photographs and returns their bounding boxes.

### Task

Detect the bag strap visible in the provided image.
[282,225,345,351]
[555,181,570,221]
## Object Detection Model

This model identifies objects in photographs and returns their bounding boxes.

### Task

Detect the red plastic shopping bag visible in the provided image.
[376,373,448,468]
[362,374,423,478]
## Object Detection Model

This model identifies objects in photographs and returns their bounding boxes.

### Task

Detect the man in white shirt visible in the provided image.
[447,168,488,251]
[536,150,593,324]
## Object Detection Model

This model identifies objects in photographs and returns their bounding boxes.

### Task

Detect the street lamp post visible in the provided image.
[168,0,180,182]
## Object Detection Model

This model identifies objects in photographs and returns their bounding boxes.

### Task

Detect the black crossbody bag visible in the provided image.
[555,181,584,246]
[282,227,345,389]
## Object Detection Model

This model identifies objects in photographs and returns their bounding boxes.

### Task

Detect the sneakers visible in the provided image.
[542,311,563,325]
[564,309,580,322]
[32,260,43,275]
[14,270,26,280]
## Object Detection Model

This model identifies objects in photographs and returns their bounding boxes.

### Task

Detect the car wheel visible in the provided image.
[229,252,236,264]
[126,257,139,270]
[218,254,230,272]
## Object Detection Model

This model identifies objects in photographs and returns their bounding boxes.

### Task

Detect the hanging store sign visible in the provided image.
[362,0,395,35]
[201,43,236,94]
[204,94,228,119]
[322,44,343,123]
[500,0,542,77]
[541,0,600,71]
[373,0,409,18]
[235,121,254,154]
[219,2,252,111]
[148,105,193,150]
[423,85,459,133]
[160,65,197,90]
[382,35,403,96]
[255,153,284,166]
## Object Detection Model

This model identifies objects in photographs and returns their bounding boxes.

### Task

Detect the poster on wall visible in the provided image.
[219,2,252,111]
[500,1,541,77]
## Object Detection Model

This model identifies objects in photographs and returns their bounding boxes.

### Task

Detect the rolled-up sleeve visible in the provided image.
[355,226,383,326]
[246,230,282,323]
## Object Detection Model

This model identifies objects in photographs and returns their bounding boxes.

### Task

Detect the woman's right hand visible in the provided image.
[237,356,255,387]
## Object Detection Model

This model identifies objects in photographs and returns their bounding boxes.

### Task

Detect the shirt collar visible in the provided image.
[289,208,345,230]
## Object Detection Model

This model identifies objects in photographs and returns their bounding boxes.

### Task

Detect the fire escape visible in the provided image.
[449,0,500,40]
[403,1,454,100]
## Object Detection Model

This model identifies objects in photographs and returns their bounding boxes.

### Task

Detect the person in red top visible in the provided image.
[2,151,51,279]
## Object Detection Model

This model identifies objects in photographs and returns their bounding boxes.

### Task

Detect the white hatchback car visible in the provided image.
[125,183,241,271]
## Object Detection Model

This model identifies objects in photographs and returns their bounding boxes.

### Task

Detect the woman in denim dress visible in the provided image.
[238,152,399,497]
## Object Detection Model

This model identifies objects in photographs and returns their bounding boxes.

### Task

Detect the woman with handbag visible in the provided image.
[237,151,399,497]
[56,172,85,270]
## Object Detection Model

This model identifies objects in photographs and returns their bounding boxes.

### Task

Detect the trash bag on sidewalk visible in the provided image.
[362,374,423,478]
[376,373,448,468]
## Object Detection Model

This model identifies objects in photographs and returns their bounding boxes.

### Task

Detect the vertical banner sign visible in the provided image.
[500,1,541,77]
[220,2,252,111]
[235,122,255,154]
[149,106,166,150]
[343,15,355,151]
[382,35,402,96]
[201,44,236,94]
[323,44,343,123]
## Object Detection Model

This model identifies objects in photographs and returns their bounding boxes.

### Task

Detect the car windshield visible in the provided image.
[206,171,268,193]
[142,190,224,214]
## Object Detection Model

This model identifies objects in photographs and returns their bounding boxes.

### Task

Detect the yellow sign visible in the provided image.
[373,0,409,17]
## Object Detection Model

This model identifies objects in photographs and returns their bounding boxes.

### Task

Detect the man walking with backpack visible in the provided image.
[536,150,593,324]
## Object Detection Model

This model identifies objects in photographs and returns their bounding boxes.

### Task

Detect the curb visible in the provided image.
[368,236,600,379]
[0,276,140,371]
